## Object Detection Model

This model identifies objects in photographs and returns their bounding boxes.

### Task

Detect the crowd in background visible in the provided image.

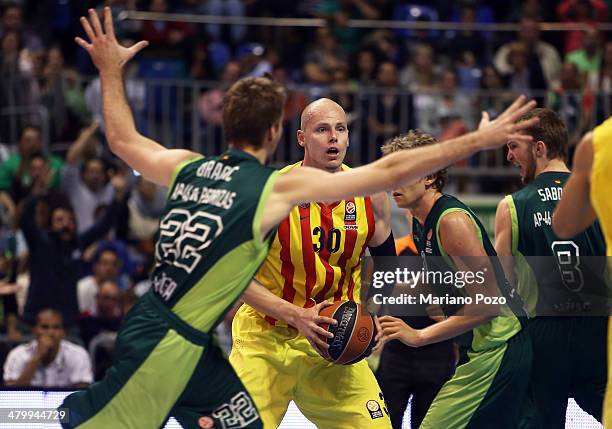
[0,0,610,388]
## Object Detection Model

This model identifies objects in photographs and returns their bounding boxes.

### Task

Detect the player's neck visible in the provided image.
[230,144,268,165]
[411,192,442,225]
[535,158,570,177]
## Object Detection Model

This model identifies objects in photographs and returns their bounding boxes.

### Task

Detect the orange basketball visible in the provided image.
[319,301,377,365]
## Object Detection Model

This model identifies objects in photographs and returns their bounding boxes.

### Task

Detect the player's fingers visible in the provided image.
[315,315,337,326]
[378,315,396,323]
[513,116,539,132]
[507,134,534,145]
[79,16,96,42]
[314,325,333,339]
[89,8,104,37]
[103,7,116,40]
[74,37,92,51]
[312,336,329,351]
[508,100,537,123]
[498,95,526,120]
[129,40,149,56]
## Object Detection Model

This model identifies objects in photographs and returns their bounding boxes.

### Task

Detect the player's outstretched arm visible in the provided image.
[379,213,500,347]
[75,8,199,187]
[261,96,538,238]
[552,132,597,238]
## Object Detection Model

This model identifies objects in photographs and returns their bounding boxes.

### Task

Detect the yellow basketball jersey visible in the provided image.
[591,117,612,256]
[254,162,375,326]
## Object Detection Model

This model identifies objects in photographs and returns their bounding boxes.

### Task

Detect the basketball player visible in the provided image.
[494,109,607,428]
[64,8,539,428]
[551,116,612,427]
[378,130,531,429]
[229,98,395,428]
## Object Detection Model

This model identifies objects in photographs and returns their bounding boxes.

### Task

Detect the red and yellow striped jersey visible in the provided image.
[254,162,376,326]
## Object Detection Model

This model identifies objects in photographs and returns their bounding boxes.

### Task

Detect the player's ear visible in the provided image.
[534,140,546,158]
[297,129,305,148]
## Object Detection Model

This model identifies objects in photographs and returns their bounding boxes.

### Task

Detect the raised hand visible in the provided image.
[75,7,148,73]
[476,95,539,150]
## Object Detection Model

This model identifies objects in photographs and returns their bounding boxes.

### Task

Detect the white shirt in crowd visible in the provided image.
[3,340,93,387]
[77,275,99,316]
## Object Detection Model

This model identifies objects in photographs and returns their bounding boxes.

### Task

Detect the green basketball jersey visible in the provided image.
[506,171,608,316]
[150,149,279,334]
[412,194,524,351]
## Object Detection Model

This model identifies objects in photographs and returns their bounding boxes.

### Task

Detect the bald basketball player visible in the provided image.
[230,98,395,428]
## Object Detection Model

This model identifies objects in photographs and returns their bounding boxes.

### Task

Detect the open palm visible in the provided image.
[75,7,148,72]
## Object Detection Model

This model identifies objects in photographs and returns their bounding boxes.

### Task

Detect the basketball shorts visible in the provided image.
[421,328,532,429]
[525,316,607,428]
[61,293,262,429]
[229,305,392,429]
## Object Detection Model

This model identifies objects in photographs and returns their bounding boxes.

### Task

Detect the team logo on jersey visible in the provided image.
[344,201,357,222]
[366,400,383,419]
[197,417,214,429]
[299,202,310,209]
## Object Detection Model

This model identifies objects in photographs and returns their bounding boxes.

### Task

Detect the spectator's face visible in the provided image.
[414,47,433,71]
[34,312,64,352]
[377,62,398,87]
[19,128,42,157]
[507,140,537,184]
[96,281,121,319]
[357,51,375,75]
[222,62,241,84]
[298,100,349,172]
[583,28,599,52]
[560,63,580,89]
[94,251,121,282]
[29,157,48,181]
[482,67,501,89]
[1,31,19,57]
[519,20,540,45]
[2,7,22,33]
[316,27,336,50]
[51,208,76,241]
[150,0,167,13]
[82,159,107,192]
[440,70,457,91]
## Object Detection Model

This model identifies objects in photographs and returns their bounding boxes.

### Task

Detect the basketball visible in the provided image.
[319,301,377,365]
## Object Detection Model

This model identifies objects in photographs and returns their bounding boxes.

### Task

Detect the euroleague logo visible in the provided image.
[344,201,357,222]
[366,399,384,419]
[357,327,370,342]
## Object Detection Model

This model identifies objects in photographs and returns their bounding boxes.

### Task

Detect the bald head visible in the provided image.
[300,98,346,130]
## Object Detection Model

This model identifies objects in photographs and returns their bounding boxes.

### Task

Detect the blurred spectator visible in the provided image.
[3,308,92,387]
[598,41,612,92]
[416,68,474,138]
[198,60,241,126]
[84,60,145,134]
[272,66,307,126]
[500,42,547,96]
[201,0,246,44]
[19,173,127,329]
[547,62,592,145]
[456,51,482,90]
[478,65,514,119]
[189,40,214,80]
[329,62,358,116]
[0,30,41,137]
[366,62,414,151]
[494,18,562,89]
[78,248,123,317]
[0,125,63,211]
[566,27,603,89]
[316,0,380,54]
[140,0,194,59]
[557,0,608,54]
[305,26,347,82]
[362,30,402,65]
[62,122,115,234]
[442,4,487,63]
[0,2,43,52]
[351,48,378,86]
[400,44,439,92]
